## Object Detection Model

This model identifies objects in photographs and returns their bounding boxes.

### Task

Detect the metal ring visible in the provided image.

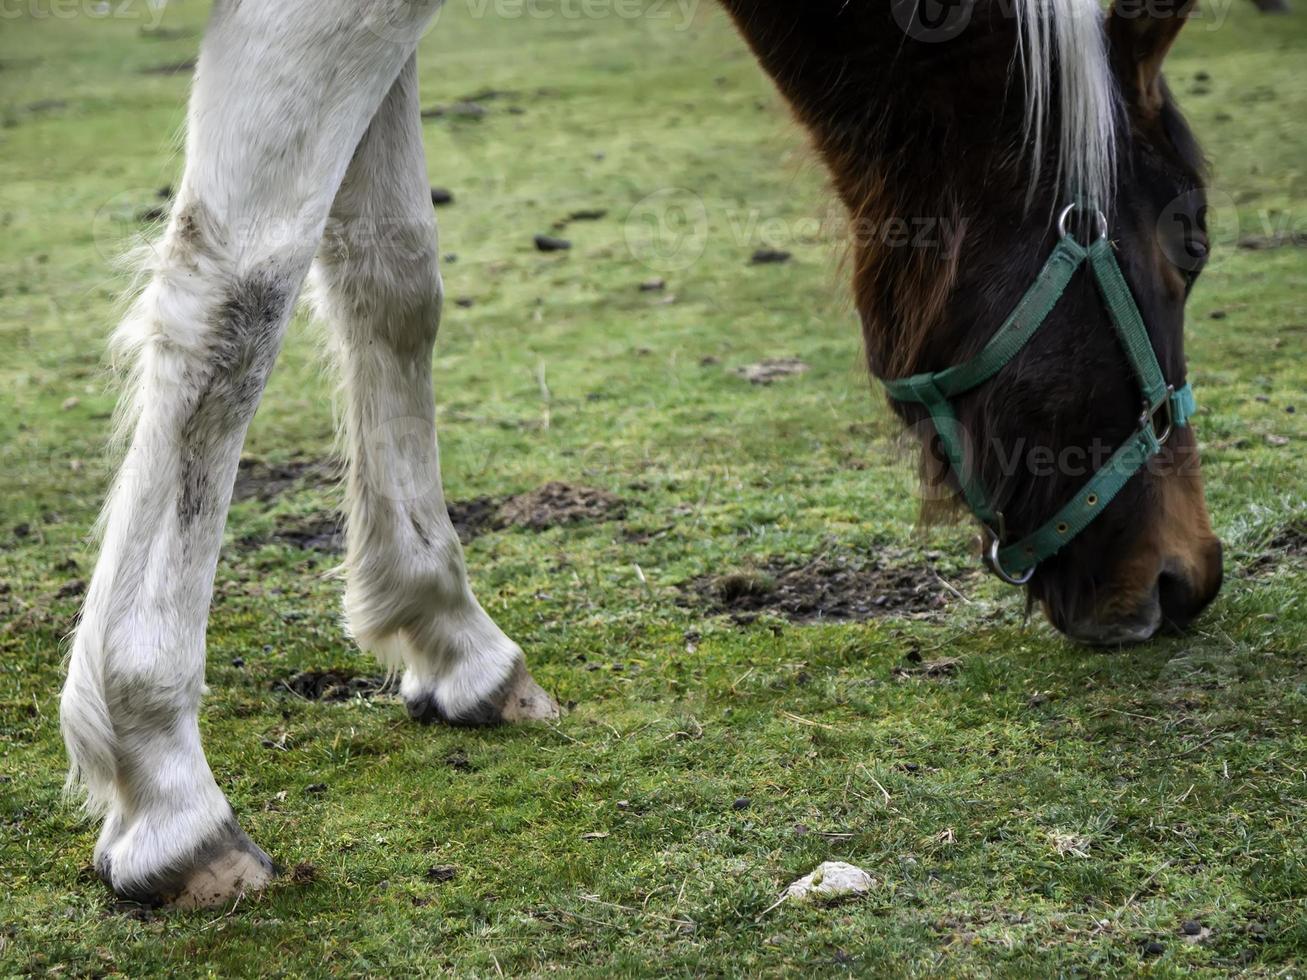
[987,537,1037,586]
[1057,203,1109,244]
[1139,384,1176,447]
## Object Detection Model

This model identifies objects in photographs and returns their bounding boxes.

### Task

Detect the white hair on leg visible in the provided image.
[310,57,559,727]
[1013,0,1119,210]
[60,0,438,907]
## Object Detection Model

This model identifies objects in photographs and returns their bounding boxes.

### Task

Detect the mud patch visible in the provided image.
[244,482,624,553]
[273,669,387,702]
[233,456,335,503]
[686,552,964,623]
[495,482,625,530]
[261,515,344,553]
[288,862,319,884]
[446,496,501,541]
[1243,517,1307,574]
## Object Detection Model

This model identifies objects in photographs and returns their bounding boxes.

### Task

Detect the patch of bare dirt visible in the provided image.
[288,862,319,884]
[273,669,387,702]
[446,496,501,541]
[1266,519,1307,555]
[687,552,964,624]
[494,482,625,530]
[242,482,624,554]
[233,457,335,503]
[263,515,344,553]
[1244,517,1307,574]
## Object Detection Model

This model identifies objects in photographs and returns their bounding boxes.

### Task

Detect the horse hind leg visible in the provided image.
[60,3,434,908]
[311,56,559,727]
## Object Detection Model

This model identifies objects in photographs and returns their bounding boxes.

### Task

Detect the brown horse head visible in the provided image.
[721,0,1223,644]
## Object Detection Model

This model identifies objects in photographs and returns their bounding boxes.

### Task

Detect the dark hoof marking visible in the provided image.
[405,689,506,728]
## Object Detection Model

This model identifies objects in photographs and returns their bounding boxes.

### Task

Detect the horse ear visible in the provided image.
[1107,0,1194,115]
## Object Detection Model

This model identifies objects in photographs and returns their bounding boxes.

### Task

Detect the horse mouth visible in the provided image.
[1052,590,1164,647]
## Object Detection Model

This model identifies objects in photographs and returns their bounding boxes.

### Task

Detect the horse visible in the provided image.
[60,0,1223,908]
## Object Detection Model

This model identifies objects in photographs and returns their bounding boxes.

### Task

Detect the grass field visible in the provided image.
[1,1,1305,975]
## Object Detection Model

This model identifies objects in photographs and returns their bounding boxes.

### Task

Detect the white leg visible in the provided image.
[311,57,559,727]
[60,2,435,907]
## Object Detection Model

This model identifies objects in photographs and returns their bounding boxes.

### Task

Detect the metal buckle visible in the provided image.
[986,536,1036,585]
[1057,203,1109,245]
[1140,384,1176,446]
[980,514,1036,586]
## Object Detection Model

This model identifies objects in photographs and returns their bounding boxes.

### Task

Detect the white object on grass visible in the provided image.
[784,862,876,902]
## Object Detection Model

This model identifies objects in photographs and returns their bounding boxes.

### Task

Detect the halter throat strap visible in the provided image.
[880,205,1194,585]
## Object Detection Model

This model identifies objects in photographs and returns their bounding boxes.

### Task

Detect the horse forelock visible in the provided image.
[1013,0,1120,210]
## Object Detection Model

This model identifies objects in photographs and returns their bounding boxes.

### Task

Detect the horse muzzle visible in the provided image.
[1047,539,1224,646]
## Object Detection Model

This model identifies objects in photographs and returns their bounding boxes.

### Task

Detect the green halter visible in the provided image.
[880,203,1195,585]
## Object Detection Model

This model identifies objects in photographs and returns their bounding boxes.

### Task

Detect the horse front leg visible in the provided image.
[312,56,559,727]
[60,1,436,908]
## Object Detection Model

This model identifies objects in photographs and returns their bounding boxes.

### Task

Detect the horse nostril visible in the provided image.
[1157,541,1223,632]
[1157,571,1197,630]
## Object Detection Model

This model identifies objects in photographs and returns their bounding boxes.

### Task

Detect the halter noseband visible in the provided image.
[880,203,1195,586]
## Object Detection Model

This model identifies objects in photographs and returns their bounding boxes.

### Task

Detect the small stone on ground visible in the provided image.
[534,234,572,252]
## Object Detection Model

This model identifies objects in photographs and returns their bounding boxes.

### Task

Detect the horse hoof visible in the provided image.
[406,660,561,727]
[106,818,278,910]
[497,660,563,723]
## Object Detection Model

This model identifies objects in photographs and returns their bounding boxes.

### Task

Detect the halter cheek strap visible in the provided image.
[880,204,1195,585]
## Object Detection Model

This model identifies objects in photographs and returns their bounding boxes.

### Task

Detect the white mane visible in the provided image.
[1013,0,1119,209]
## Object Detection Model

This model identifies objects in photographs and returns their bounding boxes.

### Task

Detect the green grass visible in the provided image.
[1,2,1305,976]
